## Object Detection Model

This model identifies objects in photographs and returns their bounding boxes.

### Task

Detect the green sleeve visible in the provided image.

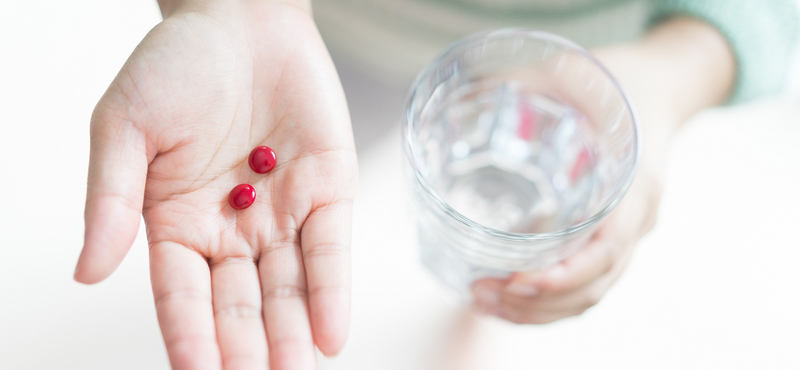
[651,0,799,103]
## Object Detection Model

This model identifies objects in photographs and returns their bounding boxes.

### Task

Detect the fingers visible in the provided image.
[509,273,613,314]
[150,241,221,370]
[75,108,148,284]
[300,200,352,356]
[471,278,507,314]
[473,275,607,324]
[472,238,636,324]
[210,256,268,370]
[259,237,316,370]
[494,269,621,324]
[495,305,586,325]
[505,238,621,296]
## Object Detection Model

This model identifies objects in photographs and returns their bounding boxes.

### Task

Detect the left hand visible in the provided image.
[471,167,662,324]
[468,44,672,324]
[470,16,736,324]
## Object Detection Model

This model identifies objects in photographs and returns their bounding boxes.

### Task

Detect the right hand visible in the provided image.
[74,1,357,369]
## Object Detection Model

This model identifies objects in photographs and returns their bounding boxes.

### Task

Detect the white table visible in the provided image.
[1,1,799,369]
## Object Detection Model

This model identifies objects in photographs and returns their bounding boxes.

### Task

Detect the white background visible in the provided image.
[1,1,799,369]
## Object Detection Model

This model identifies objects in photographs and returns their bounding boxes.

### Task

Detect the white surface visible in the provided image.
[1,1,799,369]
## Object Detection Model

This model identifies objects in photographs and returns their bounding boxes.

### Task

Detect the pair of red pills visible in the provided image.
[228,146,277,210]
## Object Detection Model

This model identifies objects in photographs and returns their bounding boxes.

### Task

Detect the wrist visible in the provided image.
[590,47,679,186]
[594,18,734,123]
[157,0,311,19]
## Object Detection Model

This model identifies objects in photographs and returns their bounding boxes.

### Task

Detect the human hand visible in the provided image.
[471,17,735,324]
[73,1,356,369]
[471,168,662,323]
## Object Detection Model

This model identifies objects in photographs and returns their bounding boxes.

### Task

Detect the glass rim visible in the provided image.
[402,28,640,242]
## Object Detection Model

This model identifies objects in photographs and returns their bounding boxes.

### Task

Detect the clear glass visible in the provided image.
[403,29,639,295]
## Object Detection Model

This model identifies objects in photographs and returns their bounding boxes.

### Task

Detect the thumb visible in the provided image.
[74,101,149,284]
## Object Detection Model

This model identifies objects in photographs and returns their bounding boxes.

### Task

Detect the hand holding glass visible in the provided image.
[403,30,639,295]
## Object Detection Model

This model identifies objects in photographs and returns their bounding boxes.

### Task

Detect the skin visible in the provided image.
[472,17,736,324]
[73,0,356,369]
[73,0,734,367]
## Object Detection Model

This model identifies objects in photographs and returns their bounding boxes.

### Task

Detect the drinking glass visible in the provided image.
[403,29,639,295]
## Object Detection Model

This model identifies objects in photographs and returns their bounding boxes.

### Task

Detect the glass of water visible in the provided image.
[403,29,639,296]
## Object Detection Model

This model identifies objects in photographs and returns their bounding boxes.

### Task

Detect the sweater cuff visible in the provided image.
[651,0,799,104]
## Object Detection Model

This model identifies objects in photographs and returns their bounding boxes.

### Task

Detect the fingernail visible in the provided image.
[474,304,499,316]
[474,285,500,305]
[505,281,539,297]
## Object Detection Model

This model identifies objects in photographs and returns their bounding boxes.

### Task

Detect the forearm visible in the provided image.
[638,18,735,116]
[593,17,735,178]
[156,0,310,18]
[597,17,735,121]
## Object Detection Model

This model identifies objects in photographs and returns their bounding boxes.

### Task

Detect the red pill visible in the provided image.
[248,146,277,174]
[228,184,256,210]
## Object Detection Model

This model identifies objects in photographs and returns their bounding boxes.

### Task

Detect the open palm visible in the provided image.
[74,4,356,370]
